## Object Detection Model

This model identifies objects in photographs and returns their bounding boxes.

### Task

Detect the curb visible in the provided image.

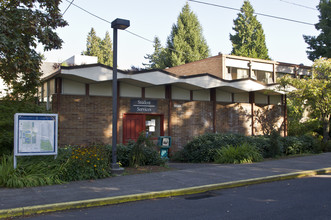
[1,167,330,219]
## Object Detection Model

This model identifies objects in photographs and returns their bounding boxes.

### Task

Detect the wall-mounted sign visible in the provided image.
[130,99,157,113]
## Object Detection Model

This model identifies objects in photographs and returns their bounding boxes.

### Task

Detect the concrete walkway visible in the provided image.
[0,153,330,218]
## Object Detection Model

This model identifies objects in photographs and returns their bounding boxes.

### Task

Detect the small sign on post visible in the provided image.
[14,113,58,169]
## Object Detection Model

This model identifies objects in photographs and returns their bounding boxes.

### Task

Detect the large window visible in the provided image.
[253,70,273,84]
[227,67,249,80]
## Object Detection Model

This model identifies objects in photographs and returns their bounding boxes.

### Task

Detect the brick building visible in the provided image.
[40,54,310,152]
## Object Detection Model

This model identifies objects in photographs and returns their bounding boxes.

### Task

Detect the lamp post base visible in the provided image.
[111,163,124,175]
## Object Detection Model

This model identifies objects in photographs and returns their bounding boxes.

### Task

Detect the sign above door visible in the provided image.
[130,99,158,113]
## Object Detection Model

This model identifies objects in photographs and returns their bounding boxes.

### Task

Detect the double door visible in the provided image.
[123,114,164,144]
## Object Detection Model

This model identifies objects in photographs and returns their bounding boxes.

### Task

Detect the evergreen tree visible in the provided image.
[303,0,331,61]
[100,31,113,67]
[230,0,270,60]
[143,37,167,69]
[165,3,210,67]
[83,28,101,57]
[82,28,113,66]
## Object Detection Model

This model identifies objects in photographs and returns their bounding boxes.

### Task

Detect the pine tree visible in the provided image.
[230,0,270,60]
[101,31,113,67]
[303,0,331,61]
[82,28,113,66]
[83,28,101,57]
[143,37,167,69]
[165,3,210,67]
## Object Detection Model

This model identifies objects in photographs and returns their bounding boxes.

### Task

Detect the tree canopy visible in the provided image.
[143,37,167,69]
[0,0,67,100]
[303,0,331,61]
[279,58,331,146]
[230,0,270,60]
[166,3,210,67]
[144,3,210,69]
[82,28,113,67]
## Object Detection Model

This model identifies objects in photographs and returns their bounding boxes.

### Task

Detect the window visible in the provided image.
[254,70,273,84]
[227,67,249,80]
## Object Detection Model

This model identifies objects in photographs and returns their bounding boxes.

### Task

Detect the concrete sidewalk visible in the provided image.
[0,153,330,218]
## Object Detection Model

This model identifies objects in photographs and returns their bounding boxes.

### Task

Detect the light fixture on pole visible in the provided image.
[111,18,130,173]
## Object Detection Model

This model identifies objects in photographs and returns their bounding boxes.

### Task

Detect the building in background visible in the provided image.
[39,54,310,152]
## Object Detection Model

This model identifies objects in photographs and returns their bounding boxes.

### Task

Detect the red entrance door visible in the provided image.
[123,114,144,144]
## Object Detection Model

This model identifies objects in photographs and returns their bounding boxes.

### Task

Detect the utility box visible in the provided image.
[157,136,171,158]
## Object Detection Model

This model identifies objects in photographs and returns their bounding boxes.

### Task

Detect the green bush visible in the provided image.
[249,135,271,158]
[174,132,320,163]
[58,145,111,182]
[280,135,320,155]
[266,130,281,158]
[114,134,165,167]
[179,133,253,162]
[215,143,263,164]
[116,144,133,167]
[0,100,47,156]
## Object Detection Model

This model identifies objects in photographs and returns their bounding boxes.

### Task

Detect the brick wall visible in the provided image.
[53,94,285,151]
[52,94,113,147]
[166,55,223,78]
[215,103,252,136]
[171,100,213,151]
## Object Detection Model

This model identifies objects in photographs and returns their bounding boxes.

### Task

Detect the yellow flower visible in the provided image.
[94,165,97,167]
[87,160,90,163]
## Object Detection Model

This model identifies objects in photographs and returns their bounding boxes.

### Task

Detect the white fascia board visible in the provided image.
[127,71,179,85]
[61,66,113,82]
[178,75,226,89]
[225,80,266,92]
[60,67,292,94]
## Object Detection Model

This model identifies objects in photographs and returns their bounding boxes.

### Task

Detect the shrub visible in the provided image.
[280,135,320,155]
[0,100,47,156]
[266,130,281,158]
[58,145,111,181]
[110,140,165,168]
[116,144,133,167]
[174,132,320,163]
[179,133,252,163]
[214,143,263,164]
[249,135,271,158]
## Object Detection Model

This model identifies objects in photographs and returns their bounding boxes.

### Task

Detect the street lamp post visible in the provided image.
[111,18,130,173]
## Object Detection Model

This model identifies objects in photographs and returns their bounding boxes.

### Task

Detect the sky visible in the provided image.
[39,0,321,70]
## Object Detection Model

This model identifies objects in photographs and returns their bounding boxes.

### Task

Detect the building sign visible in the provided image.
[130,99,158,113]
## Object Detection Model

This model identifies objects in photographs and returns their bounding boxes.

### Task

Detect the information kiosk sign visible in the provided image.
[14,113,58,168]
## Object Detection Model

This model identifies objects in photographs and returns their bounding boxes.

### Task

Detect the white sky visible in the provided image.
[39,0,320,69]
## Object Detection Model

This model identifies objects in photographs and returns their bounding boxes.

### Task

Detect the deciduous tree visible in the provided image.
[0,0,67,100]
[279,58,331,147]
